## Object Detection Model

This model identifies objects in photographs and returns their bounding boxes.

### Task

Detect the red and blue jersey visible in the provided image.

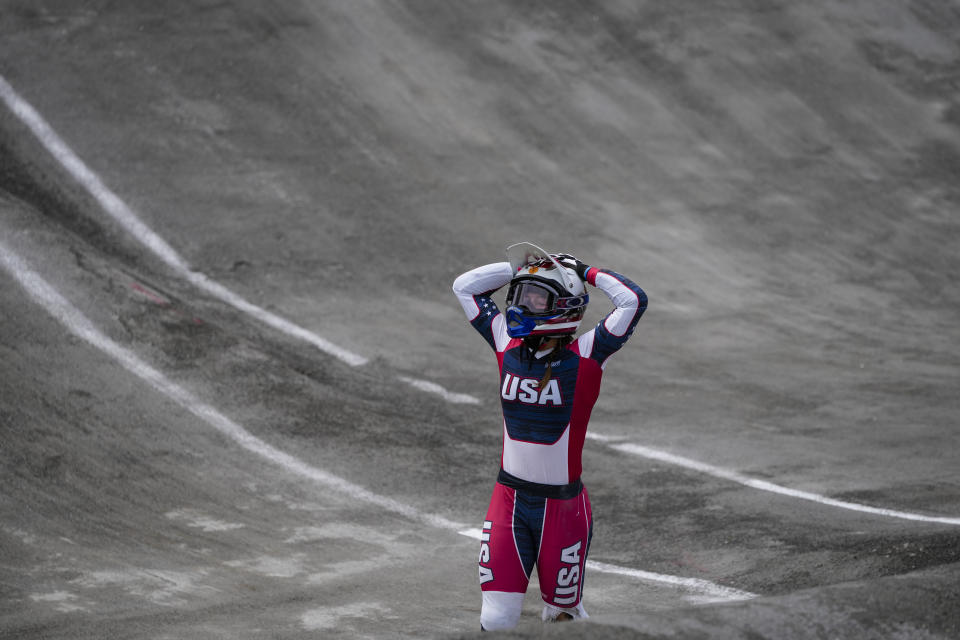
[453,262,647,485]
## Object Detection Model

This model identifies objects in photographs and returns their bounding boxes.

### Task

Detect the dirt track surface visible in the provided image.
[1,1,959,638]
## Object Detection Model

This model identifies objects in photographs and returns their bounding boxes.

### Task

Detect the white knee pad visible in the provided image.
[542,601,589,622]
[480,591,525,631]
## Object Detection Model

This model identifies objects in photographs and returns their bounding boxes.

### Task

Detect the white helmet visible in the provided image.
[504,242,589,338]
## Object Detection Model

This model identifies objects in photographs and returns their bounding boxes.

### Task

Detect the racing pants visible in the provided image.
[478,470,592,630]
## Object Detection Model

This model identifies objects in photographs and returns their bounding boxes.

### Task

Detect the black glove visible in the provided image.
[553,253,590,281]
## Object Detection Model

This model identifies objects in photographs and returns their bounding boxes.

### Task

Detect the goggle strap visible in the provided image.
[555,293,589,309]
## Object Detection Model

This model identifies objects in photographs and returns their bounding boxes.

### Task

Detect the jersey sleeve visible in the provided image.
[577,268,647,367]
[452,262,514,352]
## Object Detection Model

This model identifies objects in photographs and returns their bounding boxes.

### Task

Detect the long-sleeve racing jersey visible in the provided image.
[453,262,647,486]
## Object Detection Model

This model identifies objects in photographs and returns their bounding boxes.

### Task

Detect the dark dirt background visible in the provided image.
[1,1,959,638]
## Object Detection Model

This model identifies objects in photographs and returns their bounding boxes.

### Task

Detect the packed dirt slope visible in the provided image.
[1,1,959,638]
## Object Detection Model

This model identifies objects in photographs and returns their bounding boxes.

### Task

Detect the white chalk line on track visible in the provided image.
[586,433,960,526]
[398,376,481,405]
[0,239,756,603]
[2,75,954,530]
[0,74,479,403]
